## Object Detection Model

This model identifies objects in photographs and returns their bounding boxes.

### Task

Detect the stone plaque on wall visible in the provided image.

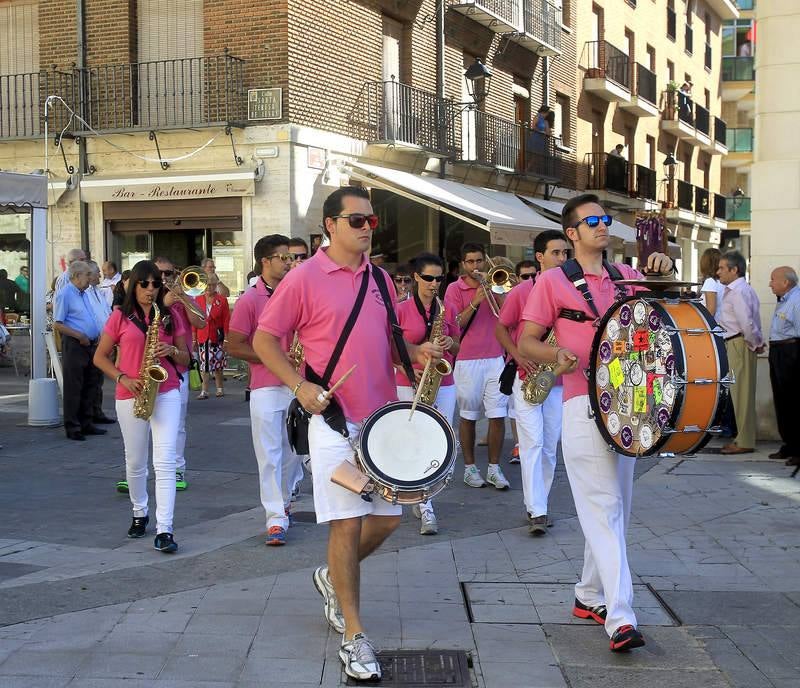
[248,88,282,120]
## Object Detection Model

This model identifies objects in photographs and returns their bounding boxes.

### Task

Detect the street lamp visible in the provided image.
[663,151,677,208]
[464,57,492,104]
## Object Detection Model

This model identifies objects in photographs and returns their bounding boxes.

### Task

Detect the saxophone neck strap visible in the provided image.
[412,291,438,344]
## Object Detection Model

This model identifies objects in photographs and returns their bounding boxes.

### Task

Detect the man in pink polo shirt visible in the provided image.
[252,186,442,683]
[227,234,295,547]
[496,230,569,536]
[444,242,510,490]
[518,193,673,653]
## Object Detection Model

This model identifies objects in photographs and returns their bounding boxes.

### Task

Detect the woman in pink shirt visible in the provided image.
[93,260,191,554]
[395,253,460,535]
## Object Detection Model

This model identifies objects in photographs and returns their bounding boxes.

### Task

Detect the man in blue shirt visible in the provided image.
[53,261,106,441]
[767,266,800,466]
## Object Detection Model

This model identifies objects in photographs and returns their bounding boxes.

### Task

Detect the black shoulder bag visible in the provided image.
[286,270,370,454]
[372,269,417,389]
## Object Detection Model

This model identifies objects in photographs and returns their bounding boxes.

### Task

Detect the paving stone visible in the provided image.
[94,628,180,654]
[472,623,552,663]
[157,653,244,682]
[658,591,800,626]
[701,638,774,688]
[561,667,732,688]
[67,681,235,688]
[239,656,323,684]
[1,679,71,688]
[182,613,260,637]
[480,660,566,688]
[171,632,255,658]
[74,652,169,679]
[0,649,86,677]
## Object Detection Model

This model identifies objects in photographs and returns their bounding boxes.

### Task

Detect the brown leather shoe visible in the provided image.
[769,451,785,460]
[785,456,800,466]
[720,445,754,455]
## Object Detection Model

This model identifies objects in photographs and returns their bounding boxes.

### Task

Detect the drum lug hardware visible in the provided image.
[707,426,724,434]
[682,425,702,432]
[720,372,736,386]
[391,489,399,506]
[692,378,715,385]
[710,326,726,337]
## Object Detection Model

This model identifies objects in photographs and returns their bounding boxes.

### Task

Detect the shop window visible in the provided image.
[119,232,150,272]
[210,231,245,297]
[0,211,31,316]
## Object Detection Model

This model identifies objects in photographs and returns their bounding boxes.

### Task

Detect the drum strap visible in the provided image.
[559,259,625,323]
[374,268,418,391]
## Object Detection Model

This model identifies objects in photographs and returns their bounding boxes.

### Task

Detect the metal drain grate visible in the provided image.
[344,649,471,687]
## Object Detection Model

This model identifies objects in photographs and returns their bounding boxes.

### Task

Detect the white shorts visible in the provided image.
[307,414,402,524]
[453,356,508,421]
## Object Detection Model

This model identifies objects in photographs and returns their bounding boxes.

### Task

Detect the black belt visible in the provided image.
[559,308,594,323]
[770,337,800,346]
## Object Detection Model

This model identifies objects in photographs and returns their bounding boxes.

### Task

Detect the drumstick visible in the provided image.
[409,359,432,421]
[317,364,357,402]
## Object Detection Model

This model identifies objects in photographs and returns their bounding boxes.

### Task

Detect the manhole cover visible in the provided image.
[290,510,316,523]
[344,649,471,687]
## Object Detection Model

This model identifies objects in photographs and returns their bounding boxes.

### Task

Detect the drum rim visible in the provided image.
[359,400,457,489]
[588,295,686,457]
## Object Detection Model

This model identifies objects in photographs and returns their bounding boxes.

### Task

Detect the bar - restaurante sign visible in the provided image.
[80,172,255,202]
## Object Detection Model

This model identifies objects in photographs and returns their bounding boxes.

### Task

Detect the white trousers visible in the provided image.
[396,384,456,516]
[561,395,636,636]
[250,386,294,530]
[116,389,181,534]
[175,376,188,473]
[512,377,562,517]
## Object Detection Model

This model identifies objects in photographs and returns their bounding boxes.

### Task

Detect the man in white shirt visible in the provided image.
[716,251,764,454]
[86,261,115,424]
[54,248,87,293]
[99,261,122,308]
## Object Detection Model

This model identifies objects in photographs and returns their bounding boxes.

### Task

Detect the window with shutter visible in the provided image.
[137,0,204,127]
[0,0,39,137]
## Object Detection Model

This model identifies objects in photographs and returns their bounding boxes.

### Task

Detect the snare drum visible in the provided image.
[588,295,730,457]
[357,401,457,505]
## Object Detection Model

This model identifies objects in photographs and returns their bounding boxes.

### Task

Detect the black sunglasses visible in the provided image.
[138,279,163,289]
[519,273,535,280]
[334,213,380,230]
[418,274,444,283]
[572,214,613,229]
[394,276,412,283]
[291,253,308,260]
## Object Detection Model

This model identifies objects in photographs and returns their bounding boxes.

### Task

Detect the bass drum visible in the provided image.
[358,401,457,505]
[588,295,729,457]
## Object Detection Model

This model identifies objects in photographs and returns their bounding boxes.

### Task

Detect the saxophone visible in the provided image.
[288,332,304,371]
[522,329,559,405]
[133,302,170,420]
[418,298,453,406]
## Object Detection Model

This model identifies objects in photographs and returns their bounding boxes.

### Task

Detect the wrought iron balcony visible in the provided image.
[714,193,726,220]
[585,152,629,196]
[456,109,561,180]
[695,186,710,216]
[677,180,694,211]
[634,164,657,201]
[0,69,78,139]
[520,0,561,54]
[722,56,754,81]
[584,40,631,90]
[695,103,710,136]
[635,63,657,105]
[448,0,522,33]
[348,79,457,157]
[726,196,751,221]
[726,127,753,151]
[78,53,246,133]
[714,117,727,146]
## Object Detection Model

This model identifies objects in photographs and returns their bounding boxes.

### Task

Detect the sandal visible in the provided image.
[197,391,209,400]
[215,390,225,398]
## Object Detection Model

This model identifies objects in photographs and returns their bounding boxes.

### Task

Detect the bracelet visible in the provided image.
[116,372,125,384]
[469,302,478,312]
[292,379,305,396]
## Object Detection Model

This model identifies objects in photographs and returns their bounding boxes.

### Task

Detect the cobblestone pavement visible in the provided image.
[1,376,799,687]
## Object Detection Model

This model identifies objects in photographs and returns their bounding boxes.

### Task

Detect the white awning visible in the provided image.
[345,161,561,248]
[80,169,256,203]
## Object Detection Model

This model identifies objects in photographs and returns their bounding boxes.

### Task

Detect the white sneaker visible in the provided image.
[412,504,422,519]
[486,466,510,490]
[340,632,381,681]
[312,566,345,634]
[420,510,438,535]
[464,465,486,488]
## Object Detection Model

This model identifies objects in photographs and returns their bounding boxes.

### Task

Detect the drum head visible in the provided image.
[360,401,456,488]
[588,296,684,457]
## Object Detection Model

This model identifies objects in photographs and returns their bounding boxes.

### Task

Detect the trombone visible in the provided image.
[166,266,208,321]
[474,257,517,318]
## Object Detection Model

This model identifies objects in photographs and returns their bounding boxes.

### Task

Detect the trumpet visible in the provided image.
[166,266,208,321]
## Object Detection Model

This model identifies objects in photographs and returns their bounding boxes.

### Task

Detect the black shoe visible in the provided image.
[66,431,86,441]
[93,415,117,424]
[154,532,178,553]
[610,625,645,652]
[82,426,107,436]
[127,515,149,538]
[573,598,607,624]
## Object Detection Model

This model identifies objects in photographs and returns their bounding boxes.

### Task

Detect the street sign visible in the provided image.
[248,88,282,121]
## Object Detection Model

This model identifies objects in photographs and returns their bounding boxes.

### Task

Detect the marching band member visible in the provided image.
[227,234,295,546]
[393,262,413,302]
[253,187,442,682]
[497,233,568,536]
[395,253,460,535]
[518,194,672,652]
[288,237,310,267]
[93,260,192,553]
[444,243,510,490]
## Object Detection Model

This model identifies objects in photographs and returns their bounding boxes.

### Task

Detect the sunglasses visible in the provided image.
[291,253,308,261]
[268,253,294,263]
[138,279,163,289]
[394,276,412,284]
[573,214,613,229]
[334,213,380,230]
[418,274,444,283]
[519,273,535,280]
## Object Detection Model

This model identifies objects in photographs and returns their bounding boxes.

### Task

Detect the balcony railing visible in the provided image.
[635,63,657,104]
[584,40,631,90]
[667,7,677,40]
[705,42,712,70]
[726,197,751,221]
[726,127,753,151]
[456,109,561,180]
[635,164,657,201]
[714,193,726,220]
[677,180,694,211]
[0,69,78,139]
[695,186,710,215]
[695,103,710,136]
[677,93,694,125]
[348,79,457,156]
[585,152,629,195]
[714,117,727,145]
[523,0,561,52]
[452,0,522,28]
[79,53,246,132]
[685,25,694,54]
[722,56,755,81]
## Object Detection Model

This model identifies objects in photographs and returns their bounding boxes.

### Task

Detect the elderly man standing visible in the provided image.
[55,248,87,293]
[53,261,106,441]
[767,267,800,466]
[717,251,765,455]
